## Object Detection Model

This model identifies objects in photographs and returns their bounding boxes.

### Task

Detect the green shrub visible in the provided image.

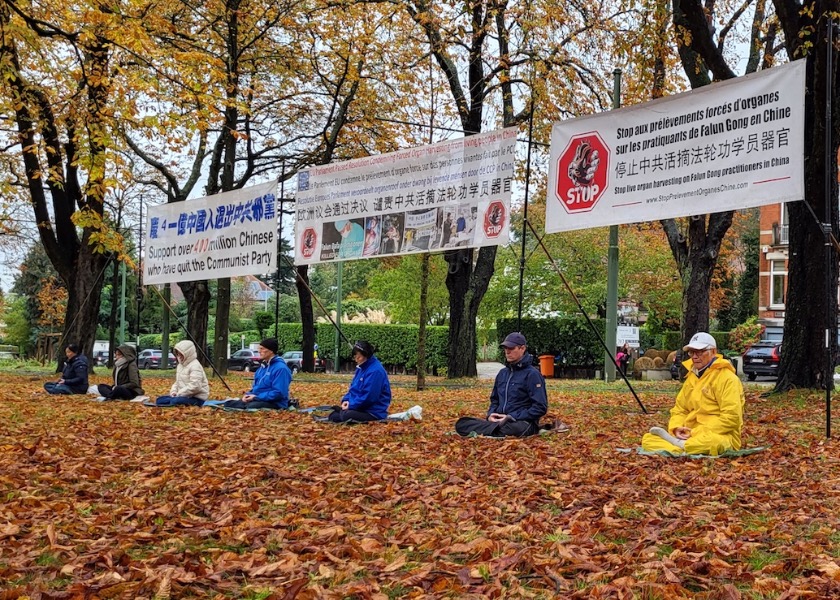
[316,323,447,371]
[661,331,682,353]
[496,317,607,366]
[727,317,764,354]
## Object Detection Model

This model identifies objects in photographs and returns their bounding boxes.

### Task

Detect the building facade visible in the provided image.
[757,202,788,341]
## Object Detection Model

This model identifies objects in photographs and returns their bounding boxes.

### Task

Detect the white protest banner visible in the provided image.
[546,60,805,233]
[616,325,640,348]
[294,128,517,264]
[144,181,278,285]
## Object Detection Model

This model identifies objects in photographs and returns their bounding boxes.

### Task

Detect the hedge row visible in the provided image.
[496,317,608,366]
[496,319,735,365]
[139,324,448,371]
[138,323,734,371]
[315,323,448,371]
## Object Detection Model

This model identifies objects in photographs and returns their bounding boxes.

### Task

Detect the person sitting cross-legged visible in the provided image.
[153,340,209,407]
[641,332,745,456]
[44,343,90,395]
[326,340,391,423]
[455,332,549,437]
[222,338,292,409]
[97,344,144,400]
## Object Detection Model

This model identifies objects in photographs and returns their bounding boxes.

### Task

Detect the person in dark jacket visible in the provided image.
[327,340,391,422]
[44,343,89,395]
[97,345,144,400]
[456,332,549,437]
[222,338,292,409]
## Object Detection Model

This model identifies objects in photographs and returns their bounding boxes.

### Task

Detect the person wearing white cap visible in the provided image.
[642,332,745,455]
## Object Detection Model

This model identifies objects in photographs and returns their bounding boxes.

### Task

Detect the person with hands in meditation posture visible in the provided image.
[642,332,745,455]
[221,338,292,410]
[455,332,550,437]
[327,340,391,423]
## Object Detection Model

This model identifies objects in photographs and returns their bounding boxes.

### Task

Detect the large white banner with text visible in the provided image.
[294,128,518,264]
[546,60,805,233]
[144,181,278,285]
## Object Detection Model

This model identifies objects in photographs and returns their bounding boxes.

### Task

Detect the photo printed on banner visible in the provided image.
[379,213,404,255]
[320,218,365,261]
[294,128,517,265]
[448,203,478,248]
[402,208,439,252]
[362,215,382,257]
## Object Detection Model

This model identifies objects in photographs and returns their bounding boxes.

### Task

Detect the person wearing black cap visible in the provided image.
[455,332,549,437]
[327,340,392,422]
[222,338,293,409]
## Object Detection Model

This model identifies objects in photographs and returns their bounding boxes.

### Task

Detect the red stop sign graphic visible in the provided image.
[555,132,609,214]
[300,227,317,258]
[483,201,506,238]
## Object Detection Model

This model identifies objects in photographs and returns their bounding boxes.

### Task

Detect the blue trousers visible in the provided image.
[328,409,381,423]
[44,382,76,395]
[154,395,204,407]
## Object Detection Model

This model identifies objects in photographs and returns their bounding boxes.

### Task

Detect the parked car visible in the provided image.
[742,341,782,381]
[281,351,326,374]
[228,349,263,372]
[93,350,109,366]
[137,349,177,369]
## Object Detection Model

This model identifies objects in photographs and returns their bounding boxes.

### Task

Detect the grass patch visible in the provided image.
[746,549,784,571]
[615,506,645,520]
[35,551,61,567]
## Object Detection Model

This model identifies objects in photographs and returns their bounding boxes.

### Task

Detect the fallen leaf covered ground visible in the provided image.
[1,369,839,599]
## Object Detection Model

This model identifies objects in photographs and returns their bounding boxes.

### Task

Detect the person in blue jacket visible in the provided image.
[456,332,549,437]
[44,343,89,395]
[222,338,292,409]
[328,340,391,422]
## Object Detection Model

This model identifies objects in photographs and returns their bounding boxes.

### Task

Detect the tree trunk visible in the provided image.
[178,280,211,365]
[61,245,108,370]
[445,246,497,377]
[661,213,733,346]
[107,257,119,368]
[296,265,316,372]
[417,253,429,389]
[673,0,840,388]
[772,3,840,390]
[213,277,231,375]
[778,201,836,389]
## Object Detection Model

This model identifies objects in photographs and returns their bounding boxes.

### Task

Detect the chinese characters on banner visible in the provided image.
[546,60,805,233]
[144,181,279,285]
[294,128,518,265]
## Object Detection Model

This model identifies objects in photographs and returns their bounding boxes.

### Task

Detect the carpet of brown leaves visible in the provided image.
[1,370,839,600]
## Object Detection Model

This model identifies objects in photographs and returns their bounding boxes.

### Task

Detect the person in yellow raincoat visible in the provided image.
[642,332,744,455]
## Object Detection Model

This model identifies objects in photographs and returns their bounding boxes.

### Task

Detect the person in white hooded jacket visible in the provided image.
[153,340,210,406]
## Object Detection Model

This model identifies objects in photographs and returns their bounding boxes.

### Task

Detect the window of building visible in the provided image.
[770,260,787,307]
[779,203,789,244]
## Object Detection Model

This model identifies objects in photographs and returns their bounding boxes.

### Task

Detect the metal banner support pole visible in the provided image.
[605,69,621,382]
[825,19,836,438]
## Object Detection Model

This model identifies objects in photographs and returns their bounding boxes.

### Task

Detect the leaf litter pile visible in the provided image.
[1,372,839,599]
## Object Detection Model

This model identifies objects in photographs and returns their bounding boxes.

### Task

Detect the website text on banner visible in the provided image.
[294,128,518,265]
[546,60,805,234]
[144,181,279,285]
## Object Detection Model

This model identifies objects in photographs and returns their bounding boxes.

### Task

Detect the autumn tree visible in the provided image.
[123,0,403,372]
[0,0,128,362]
[673,0,838,389]
[368,255,451,325]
